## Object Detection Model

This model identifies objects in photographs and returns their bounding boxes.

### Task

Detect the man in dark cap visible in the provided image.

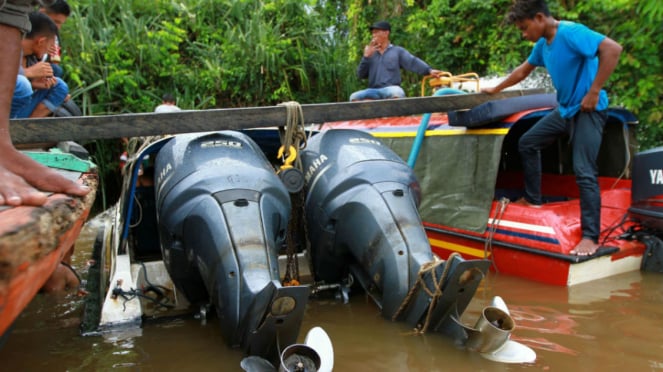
[350,20,443,101]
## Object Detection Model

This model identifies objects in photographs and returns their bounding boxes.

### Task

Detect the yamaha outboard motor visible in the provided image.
[300,129,489,332]
[629,146,663,272]
[154,131,309,361]
[630,146,663,232]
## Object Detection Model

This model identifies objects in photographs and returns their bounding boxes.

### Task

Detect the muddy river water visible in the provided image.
[1,218,662,371]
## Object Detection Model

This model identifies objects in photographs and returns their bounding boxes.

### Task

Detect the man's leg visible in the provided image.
[0,7,89,206]
[350,88,382,101]
[517,109,567,205]
[377,86,405,99]
[569,110,606,256]
[12,77,69,118]
[10,74,32,118]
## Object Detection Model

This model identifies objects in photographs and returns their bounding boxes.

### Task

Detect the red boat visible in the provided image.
[322,84,663,286]
[0,148,97,342]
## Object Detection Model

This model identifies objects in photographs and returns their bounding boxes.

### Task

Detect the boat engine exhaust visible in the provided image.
[154,131,308,362]
[300,129,490,332]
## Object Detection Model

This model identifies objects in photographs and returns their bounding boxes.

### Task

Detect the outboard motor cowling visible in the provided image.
[154,131,308,361]
[301,129,489,324]
[629,146,663,232]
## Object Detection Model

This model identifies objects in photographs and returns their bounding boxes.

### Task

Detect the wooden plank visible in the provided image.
[0,171,97,337]
[10,89,544,144]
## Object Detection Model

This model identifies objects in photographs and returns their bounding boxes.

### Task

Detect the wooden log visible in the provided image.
[10,90,544,144]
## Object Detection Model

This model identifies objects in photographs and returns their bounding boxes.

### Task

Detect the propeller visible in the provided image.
[241,326,334,372]
[455,296,536,363]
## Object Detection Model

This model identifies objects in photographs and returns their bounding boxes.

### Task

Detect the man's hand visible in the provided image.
[363,38,380,57]
[481,87,499,94]
[31,76,57,90]
[24,61,53,80]
[580,90,599,112]
[429,69,443,78]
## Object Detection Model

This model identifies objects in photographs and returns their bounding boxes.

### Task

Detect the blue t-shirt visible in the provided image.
[528,21,608,118]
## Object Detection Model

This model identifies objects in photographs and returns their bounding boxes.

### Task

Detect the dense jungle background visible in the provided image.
[54,0,661,209]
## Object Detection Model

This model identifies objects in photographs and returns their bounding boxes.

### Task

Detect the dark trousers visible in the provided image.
[518,108,606,242]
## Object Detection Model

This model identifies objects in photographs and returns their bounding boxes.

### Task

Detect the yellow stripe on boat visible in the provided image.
[371,128,509,138]
[429,238,488,258]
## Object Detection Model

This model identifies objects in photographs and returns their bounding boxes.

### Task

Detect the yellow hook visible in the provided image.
[277,145,297,170]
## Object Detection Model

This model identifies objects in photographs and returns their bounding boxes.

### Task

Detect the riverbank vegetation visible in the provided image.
[56,0,661,208]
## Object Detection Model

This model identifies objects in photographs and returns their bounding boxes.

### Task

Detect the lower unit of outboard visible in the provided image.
[301,129,489,333]
[154,131,308,361]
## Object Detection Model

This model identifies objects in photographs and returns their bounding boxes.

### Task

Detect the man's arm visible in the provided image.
[482,61,536,94]
[581,36,622,111]
[356,57,371,79]
[398,47,434,76]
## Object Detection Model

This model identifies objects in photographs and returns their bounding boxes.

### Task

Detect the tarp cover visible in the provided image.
[380,134,505,233]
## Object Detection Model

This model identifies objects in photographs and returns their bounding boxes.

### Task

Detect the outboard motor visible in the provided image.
[629,146,663,232]
[300,129,489,327]
[629,146,663,272]
[154,131,309,361]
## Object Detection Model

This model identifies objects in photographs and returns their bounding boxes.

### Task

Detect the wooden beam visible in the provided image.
[10,89,544,144]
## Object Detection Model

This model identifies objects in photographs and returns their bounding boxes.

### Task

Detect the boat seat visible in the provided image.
[448,94,557,128]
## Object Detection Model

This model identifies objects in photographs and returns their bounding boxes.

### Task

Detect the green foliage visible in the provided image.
[59,0,660,149]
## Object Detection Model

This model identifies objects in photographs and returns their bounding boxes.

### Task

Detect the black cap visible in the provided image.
[369,21,391,31]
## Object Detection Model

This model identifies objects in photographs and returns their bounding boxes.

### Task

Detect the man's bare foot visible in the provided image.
[512,197,542,208]
[0,146,90,207]
[570,238,599,256]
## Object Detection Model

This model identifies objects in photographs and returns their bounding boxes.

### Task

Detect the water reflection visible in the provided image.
[1,218,662,371]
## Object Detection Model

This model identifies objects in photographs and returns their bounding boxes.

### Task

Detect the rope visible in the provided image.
[277,101,308,170]
[391,252,461,334]
[485,197,509,272]
[277,101,310,286]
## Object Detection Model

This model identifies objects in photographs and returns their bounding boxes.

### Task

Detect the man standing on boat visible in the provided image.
[350,20,444,101]
[482,0,622,256]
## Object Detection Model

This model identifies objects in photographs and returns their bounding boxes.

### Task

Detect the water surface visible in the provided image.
[2,220,662,371]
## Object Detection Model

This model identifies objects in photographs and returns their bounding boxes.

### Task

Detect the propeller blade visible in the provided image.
[304,327,334,372]
[240,356,276,372]
[481,340,537,364]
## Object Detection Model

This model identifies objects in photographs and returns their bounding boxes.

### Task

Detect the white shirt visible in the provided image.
[154,104,181,113]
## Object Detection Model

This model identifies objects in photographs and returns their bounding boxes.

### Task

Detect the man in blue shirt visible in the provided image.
[483,0,622,256]
[350,21,443,101]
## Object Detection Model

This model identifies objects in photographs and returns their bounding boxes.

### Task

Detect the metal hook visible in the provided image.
[278,145,297,170]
